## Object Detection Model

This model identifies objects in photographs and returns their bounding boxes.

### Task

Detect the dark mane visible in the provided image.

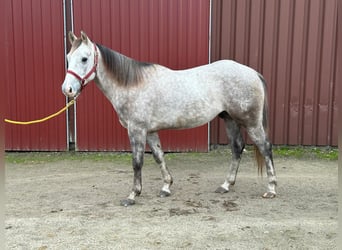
[96,44,154,86]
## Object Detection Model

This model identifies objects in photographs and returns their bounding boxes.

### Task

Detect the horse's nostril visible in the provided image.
[69,87,73,93]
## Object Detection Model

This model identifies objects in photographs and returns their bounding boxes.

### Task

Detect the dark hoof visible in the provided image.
[262,192,276,199]
[215,186,229,194]
[120,199,135,207]
[159,190,171,198]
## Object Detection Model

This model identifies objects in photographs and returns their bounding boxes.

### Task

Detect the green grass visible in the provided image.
[5,146,338,165]
[273,146,338,160]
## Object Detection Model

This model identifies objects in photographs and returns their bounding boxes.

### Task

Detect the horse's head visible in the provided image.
[62,31,98,98]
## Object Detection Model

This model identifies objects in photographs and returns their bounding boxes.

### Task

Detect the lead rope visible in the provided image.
[4,100,75,125]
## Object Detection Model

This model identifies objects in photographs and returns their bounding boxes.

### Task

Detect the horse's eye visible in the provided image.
[81,57,88,63]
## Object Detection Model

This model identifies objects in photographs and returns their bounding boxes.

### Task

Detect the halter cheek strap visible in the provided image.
[67,43,98,89]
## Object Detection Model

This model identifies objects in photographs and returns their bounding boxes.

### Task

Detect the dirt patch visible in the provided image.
[5,150,337,249]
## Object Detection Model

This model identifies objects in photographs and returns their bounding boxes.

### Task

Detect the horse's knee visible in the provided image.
[132,146,144,166]
[232,137,245,157]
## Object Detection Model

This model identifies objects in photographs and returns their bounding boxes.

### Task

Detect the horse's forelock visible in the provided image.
[69,38,83,54]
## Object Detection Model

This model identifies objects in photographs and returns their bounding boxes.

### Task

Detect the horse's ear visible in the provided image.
[80,31,88,44]
[68,31,77,45]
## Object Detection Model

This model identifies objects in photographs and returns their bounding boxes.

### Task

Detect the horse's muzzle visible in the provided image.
[62,81,80,98]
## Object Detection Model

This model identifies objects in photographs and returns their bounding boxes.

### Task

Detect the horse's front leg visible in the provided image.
[121,127,147,206]
[147,132,173,197]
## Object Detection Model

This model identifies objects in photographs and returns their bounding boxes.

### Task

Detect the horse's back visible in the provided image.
[190,59,265,107]
[142,60,264,130]
[172,59,262,91]
[210,60,260,82]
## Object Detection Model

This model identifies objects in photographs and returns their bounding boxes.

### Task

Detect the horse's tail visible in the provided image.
[254,73,268,175]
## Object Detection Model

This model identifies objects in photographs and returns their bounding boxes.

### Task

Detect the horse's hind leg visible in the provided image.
[246,125,277,198]
[215,114,245,193]
[147,132,173,197]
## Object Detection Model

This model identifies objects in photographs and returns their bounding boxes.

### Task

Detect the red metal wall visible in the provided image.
[72,0,210,151]
[4,0,338,151]
[4,0,67,150]
[210,0,338,146]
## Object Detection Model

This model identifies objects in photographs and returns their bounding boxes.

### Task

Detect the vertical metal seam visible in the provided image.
[270,0,280,143]
[63,0,69,150]
[284,0,295,145]
[231,0,236,58]
[260,0,265,73]
[208,0,212,150]
[31,2,37,148]
[312,0,325,145]
[245,0,251,65]
[70,0,74,33]
[70,0,78,151]
[19,1,26,148]
[208,0,212,64]
[327,0,338,145]
[209,0,219,145]
[218,0,223,62]
[7,0,16,149]
[298,0,310,145]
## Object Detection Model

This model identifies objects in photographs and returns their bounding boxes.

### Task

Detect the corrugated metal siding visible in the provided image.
[72,0,210,151]
[210,0,338,146]
[4,0,67,151]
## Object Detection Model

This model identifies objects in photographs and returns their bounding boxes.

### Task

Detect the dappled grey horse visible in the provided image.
[62,31,276,206]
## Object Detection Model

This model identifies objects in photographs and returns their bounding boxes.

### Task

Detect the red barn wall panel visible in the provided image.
[72,0,210,151]
[4,0,67,151]
[210,0,338,146]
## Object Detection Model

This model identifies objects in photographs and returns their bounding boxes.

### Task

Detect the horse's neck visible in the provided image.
[94,54,129,118]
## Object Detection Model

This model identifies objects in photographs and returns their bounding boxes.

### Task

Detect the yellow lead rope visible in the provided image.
[4,100,75,125]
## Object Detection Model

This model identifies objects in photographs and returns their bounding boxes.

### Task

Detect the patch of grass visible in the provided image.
[5,146,338,165]
[273,146,338,160]
[273,146,306,158]
[309,147,338,160]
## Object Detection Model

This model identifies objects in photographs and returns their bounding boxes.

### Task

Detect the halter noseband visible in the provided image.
[66,43,98,90]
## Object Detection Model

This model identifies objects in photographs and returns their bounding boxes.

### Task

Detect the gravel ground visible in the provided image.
[5,150,337,249]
